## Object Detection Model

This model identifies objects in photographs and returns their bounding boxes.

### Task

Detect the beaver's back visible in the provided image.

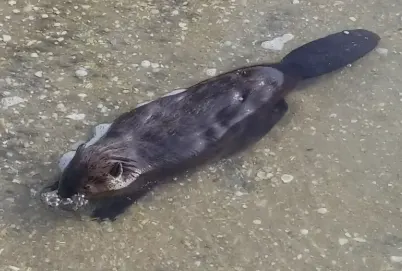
[99,65,296,171]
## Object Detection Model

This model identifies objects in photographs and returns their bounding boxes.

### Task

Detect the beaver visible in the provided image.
[42,29,380,221]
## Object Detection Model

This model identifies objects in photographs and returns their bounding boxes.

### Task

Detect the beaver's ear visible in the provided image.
[109,162,123,178]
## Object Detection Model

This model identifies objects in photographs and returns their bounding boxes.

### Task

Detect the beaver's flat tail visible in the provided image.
[278,29,380,79]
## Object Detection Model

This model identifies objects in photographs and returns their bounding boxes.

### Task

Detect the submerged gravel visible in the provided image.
[0,0,401,270]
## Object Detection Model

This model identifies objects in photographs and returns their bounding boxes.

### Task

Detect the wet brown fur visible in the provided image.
[48,29,380,221]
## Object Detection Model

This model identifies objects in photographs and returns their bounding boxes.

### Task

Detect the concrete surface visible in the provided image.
[0,0,401,270]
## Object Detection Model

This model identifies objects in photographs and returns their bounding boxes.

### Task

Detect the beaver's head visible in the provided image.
[57,143,140,200]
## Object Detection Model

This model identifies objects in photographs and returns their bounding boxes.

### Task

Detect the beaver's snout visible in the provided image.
[57,160,88,199]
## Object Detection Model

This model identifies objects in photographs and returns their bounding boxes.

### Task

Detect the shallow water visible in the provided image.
[1,0,402,270]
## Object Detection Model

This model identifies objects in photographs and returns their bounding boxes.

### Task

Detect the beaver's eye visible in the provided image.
[83,184,91,190]
[109,162,123,178]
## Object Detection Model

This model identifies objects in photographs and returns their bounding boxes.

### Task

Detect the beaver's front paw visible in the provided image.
[90,196,135,222]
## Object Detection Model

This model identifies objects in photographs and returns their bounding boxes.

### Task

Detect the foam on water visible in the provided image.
[41,190,88,210]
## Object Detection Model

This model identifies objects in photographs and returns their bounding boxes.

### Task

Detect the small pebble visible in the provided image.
[141,60,151,68]
[34,71,43,77]
[261,33,294,51]
[30,188,37,197]
[12,179,21,184]
[349,17,357,22]
[253,219,262,225]
[0,118,7,133]
[30,52,39,58]
[292,0,300,3]
[266,173,274,179]
[353,237,366,243]
[317,208,328,214]
[338,238,349,246]
[255,199,268,208]
[300,229,309,235]
[390,256,402,263]
[75,68,88,77]
[257,171,266,179]
[281,174,294,183]
[376,48,388,56]
[56,103,67,112]
[1,96,25,108]
[2,35,12,42]
[235,191,244,196]
[66,113,85,121]
[23,5,33,12]
[329,113,337,118]
[206,68,217,76]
